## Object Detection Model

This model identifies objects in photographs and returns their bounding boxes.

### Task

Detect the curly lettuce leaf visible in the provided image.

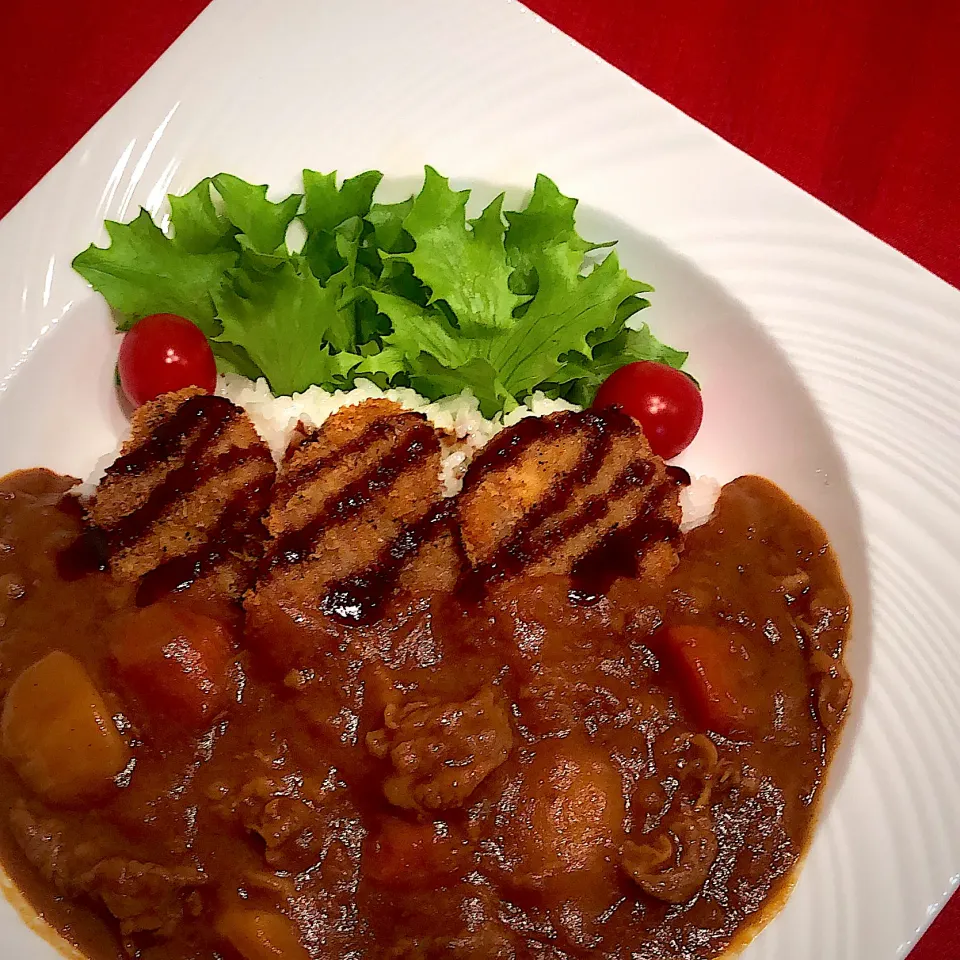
[397,168,525,339]
[215,259,360,395]
[405,354,514,415]
[375,169,666,412]
[490,247,648,397]
[211,173,302,255]
[168,178,237,254]
[371,291,465,368]
[301,169,382,282]
[504,174,612,296]
[210,340,264,380]
[72,166,689,411]
[366,197,414,254]
[543,323,689,405]
[71,209,236,334]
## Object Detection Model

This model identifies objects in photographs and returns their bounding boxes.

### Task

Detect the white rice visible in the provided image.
[83,374,719,530]
[215,373,584,498]
[679,475,722,533]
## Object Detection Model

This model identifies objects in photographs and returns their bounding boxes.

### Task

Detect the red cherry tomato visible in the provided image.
[117,314,216,407]
[593,361,703,460]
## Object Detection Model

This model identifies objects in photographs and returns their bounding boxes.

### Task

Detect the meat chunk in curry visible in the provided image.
[366,684,514,814]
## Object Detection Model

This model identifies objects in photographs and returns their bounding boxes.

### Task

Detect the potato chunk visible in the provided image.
[1,651,129,804]
[511,739,625,879]
[216,908,310,960]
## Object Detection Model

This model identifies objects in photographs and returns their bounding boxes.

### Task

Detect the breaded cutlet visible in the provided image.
[456,407,682,590]
[90,388,276,600]
[245,399,461,663]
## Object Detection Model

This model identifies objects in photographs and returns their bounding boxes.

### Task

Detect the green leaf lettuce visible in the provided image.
[72,166,689,411]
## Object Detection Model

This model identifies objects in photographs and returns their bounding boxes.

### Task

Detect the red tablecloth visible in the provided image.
[0,0,958,955]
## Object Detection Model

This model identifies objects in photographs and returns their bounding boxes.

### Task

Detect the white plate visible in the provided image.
[1,1,959,957]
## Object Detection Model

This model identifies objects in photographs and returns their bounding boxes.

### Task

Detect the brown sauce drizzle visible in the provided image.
[319,411,633,622]
[460,413,556,491]
[61,398,679,612]
[108,446,272,552]
[318,406,679,619]
[667,465,692,487]
[462,407,638,491]
[455,406,667,603]
[273,417,398,505]
[267,422,437,572]
[568,482,679,604]
[456,457,660,604]
[58,395,273,596]
[136,475,274,606]
[322,502,459,625]
[457,411,631,597]
[107,394,236,479]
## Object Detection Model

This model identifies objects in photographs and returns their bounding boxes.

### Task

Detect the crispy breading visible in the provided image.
[90,388,275,599]
[456,408,682,587]
[245,400,460,664]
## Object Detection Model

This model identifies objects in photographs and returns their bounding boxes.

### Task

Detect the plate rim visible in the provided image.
[0,1,959,958]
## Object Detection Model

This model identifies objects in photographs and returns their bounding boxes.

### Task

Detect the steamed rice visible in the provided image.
[83,374,718,530]
[215,373,582,497]
[679,475,721,533]
[216,375,719,529]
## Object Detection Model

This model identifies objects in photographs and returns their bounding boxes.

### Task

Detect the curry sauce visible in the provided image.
[0,461,851,960]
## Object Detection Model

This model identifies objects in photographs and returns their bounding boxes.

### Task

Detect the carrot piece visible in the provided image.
[109,603,233,728]
[363,817,467,888]
[659,626,756,736]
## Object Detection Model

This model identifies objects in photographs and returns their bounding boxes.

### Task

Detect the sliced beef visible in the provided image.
[9,801,206,936]
[8,802,90,894]
[226,774,330,872]
[622,803,719,904]
[214,770,363,879]
[79,857,205,936]
[366,685,513,814]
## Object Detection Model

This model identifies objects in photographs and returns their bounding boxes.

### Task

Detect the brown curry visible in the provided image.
[0,460,851,959]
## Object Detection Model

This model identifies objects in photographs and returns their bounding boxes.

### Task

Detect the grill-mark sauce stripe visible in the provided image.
[107,394,236,479]
[456,406,670,600]
[266,421,438,572]
[273,417,401,505]
[321,500,459,625]
[108,445,272,551]
[569,481,680,604]
[666,465,692,487]
[460,410,625,591]
[136,473,274,606]
[458,457,660,600]
[59,395,276,593]
[460,414,556,491]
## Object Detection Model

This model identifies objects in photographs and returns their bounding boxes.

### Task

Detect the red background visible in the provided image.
[0,0,957,954]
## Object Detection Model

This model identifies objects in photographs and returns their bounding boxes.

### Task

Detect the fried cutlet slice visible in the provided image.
[246,400,461,665]
[90,388,276,600]
[457,407,682,591]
